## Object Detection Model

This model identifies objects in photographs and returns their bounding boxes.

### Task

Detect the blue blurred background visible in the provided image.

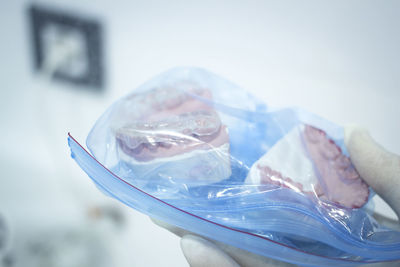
[0,1,399,266]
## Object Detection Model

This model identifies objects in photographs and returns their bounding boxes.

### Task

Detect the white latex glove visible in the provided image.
[152,126,400,267]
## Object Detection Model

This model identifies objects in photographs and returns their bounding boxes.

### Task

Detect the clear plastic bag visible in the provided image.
[69,67,400,266]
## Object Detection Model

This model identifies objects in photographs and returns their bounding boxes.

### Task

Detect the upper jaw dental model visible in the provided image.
[246,124,369,209]
[114,86,232,182]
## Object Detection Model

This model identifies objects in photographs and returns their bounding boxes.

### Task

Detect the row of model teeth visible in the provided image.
[117,134,205,155]
[304,125,360,181]
[257,165,304,192]
[116,110,221,150]
[126,87,207,112]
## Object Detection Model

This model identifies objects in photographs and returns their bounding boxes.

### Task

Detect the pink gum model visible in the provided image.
[115,87,230,162]
[256,125,369,209]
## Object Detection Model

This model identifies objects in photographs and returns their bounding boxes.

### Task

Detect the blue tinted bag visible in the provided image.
[69,67,400,266]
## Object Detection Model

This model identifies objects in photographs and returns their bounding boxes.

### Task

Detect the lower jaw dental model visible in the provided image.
[114,87,232,182]
[246,124,369,209]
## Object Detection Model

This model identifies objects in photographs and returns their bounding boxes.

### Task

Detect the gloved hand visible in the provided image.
[152,126,400,267]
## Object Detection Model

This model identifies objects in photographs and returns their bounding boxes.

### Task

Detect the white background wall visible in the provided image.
[0,1,399,266]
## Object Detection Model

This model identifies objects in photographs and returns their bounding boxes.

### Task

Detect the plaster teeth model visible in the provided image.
[246,124,369,209]
[115,87,231,182]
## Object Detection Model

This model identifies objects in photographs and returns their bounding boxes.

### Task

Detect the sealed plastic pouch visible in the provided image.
[69,67,400,266]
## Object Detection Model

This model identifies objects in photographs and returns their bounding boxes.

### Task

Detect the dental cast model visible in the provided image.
[115,87,231,182]
[246,125,369,208]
